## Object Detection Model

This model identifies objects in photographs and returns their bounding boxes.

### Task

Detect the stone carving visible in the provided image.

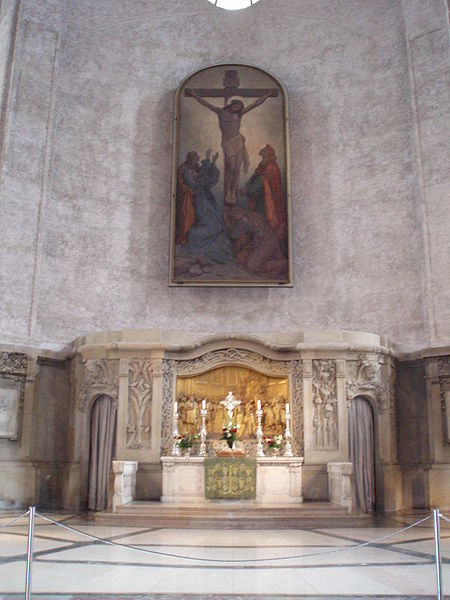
[312,360,337,449]
[0,352,27,375]
[291,360,303,455]
[435,356,450,444]
[388,358,397,453]
[437,357,450,376]
[79,359,119,412]
[161,360,176,455]
[0,380,21,440]
[346,353,386,413]
[127,359,152,449]
[160,349,303,456]
[174,348,297,376]
[0,352,28,441]
[440,383,450,444]
[176,367,289,437]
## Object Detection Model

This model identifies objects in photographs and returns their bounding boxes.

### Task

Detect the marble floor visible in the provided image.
[0,509,448,599]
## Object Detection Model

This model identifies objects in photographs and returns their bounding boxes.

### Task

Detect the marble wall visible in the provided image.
[0,0,448,353]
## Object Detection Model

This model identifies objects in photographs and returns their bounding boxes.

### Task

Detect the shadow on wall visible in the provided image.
[129,91,174,316]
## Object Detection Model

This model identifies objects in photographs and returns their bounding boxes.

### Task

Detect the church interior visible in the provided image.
[0,0,449,597]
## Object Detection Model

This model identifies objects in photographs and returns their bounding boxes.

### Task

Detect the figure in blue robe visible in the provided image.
[177,151,233,264]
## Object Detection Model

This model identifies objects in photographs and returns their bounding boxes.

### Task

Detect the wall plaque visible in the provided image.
[0,380,21,440]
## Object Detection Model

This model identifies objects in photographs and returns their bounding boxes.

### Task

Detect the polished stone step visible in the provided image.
[95,501,374,529]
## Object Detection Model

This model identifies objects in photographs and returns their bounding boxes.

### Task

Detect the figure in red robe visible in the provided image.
[241,144,287,249]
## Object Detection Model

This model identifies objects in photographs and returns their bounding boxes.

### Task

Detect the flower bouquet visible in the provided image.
[222,424,238,449]
[263,434,283,453]
[176,432,197,454]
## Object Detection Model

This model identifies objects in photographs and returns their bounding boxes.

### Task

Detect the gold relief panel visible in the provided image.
[175,365,289,438]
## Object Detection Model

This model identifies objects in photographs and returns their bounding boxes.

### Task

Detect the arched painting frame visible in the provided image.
[170,64,292,287]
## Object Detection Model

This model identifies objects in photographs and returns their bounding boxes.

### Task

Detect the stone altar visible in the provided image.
[160,455,304,504]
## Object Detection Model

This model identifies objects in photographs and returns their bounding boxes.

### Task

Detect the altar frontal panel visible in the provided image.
[205,457,257,499]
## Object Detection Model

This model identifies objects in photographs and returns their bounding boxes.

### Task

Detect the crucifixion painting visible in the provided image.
[170,64,291,286]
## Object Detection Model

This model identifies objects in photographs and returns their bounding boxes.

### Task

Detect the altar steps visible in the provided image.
[95,501,374,529]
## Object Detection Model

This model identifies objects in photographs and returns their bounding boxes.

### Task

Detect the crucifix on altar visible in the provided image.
[220,390,241,425]
[185,69,278,205]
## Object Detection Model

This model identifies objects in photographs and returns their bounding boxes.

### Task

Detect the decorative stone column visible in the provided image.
[116,358,130,458]
[150,352,164,462]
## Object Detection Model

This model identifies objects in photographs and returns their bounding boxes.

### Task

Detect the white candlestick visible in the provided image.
[256,402,264,457]
[286,403,289,415]
[172,401,180,456]
[199,402,207,456]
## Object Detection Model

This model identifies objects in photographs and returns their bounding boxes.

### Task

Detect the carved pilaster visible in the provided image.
[127,359,153,449]
[387,357,398,460]
[436,357,450,444]
[312,360,337,449]
[161,360,176,455]
[303,359,313,379]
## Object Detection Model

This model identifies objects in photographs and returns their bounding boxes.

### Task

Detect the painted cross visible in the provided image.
[185,69,278,106]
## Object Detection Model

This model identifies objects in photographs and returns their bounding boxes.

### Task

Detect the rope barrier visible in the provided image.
[439,513,450,524]
[0,511,30,529]
[34,511,432,564]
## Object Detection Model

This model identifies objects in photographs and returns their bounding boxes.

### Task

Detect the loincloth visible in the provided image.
[222,133,247,159]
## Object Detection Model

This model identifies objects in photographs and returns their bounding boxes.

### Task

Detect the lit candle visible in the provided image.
[174,401,178,415]
[202,398,206,410]
[257,399,261,411]
[286,403,290,415]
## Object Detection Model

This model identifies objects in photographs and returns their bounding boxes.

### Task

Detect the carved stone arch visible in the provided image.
[88,390,118,413]
[160,347,303,455]
[347,387,380,414]
[173,347,298,377]
[346,353,388,415]
[346,382,386,414]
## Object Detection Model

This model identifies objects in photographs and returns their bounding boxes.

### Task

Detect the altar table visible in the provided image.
[160,455,303,503]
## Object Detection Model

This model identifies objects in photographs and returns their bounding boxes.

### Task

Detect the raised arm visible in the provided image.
[189,90,221,114]
[241,90,277,115]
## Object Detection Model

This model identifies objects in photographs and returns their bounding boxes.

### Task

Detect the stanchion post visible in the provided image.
[433,508,443,600]
[25,505,35,600]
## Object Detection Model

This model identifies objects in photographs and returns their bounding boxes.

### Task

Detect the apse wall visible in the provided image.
[0,0,449,353]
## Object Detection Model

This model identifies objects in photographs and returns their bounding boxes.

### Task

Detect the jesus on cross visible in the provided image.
[188,82,277,206]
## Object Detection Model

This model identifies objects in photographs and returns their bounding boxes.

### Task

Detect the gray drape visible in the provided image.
[349,397,375,513]
[88,395,117,511]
